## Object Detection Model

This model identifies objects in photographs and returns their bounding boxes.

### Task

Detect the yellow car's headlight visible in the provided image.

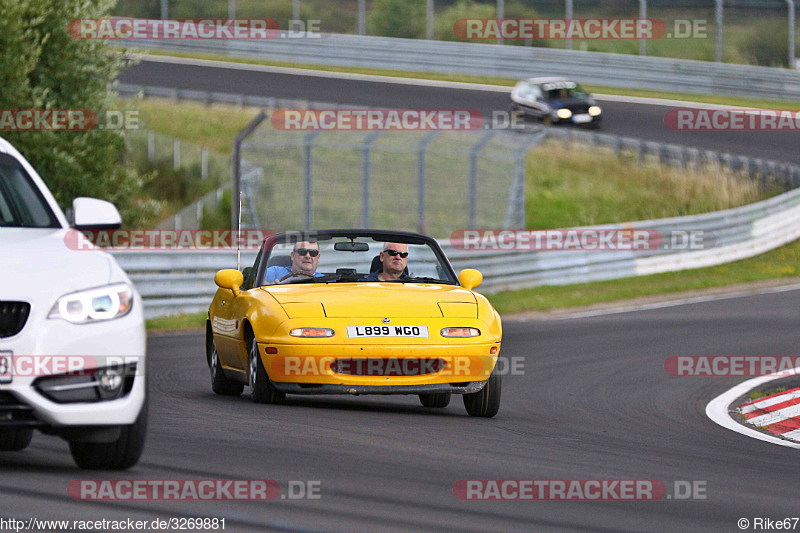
[441,327,480,338]
[556,108,572,119]
[290,328,335,338]
[588,105,602,116]
[48,283,133,324]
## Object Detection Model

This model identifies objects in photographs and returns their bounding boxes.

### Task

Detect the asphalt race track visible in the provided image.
[2,290,799,531]
[2,56,797,532]
[119,57,800,164]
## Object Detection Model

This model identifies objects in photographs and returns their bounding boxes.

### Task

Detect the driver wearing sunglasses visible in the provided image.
[264,241,324,283]
[366,242,409,281]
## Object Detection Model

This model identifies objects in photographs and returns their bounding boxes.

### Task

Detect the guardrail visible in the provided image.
[116,32,800,101]
[113,182,800,319]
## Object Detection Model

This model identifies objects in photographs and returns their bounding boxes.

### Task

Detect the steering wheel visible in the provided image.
[277,271,315,283]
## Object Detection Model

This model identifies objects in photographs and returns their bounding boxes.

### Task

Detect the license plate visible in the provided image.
[572,114,592,123]
[0,351,11,384]
[347,325,429,338]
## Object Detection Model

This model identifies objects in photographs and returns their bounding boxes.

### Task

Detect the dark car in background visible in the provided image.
[510,77,602,128]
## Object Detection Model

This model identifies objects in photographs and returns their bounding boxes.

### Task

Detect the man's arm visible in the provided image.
[263,265,290,284]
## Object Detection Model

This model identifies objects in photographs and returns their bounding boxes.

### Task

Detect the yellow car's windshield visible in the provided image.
[258,235,457,286]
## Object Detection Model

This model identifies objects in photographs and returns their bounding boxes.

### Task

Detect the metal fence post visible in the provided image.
[201,147,209,180]
[173,137,180,169]
[417,132,439,234]
[232,111,268,244]
[147,131,155,161]
[469,132,496,229]
[426,0,434,40]
[788,0,796,69]
[565,0,573,50]
[715,0,724,63]
[303,131,323,231]
[497,0,504,45]
[361,131,383,228]
[639,0,647,56]
[358,0,366,35]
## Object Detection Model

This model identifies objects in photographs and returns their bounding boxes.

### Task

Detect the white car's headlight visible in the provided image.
[48,283,133,324]
[556,108,572,119]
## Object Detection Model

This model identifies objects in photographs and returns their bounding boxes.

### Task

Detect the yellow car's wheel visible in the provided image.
[248,336,285,405]
[463,371,501,418]
[209,337,243,397]
[419,393,451,408]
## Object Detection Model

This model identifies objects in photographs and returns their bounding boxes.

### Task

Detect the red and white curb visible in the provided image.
[738,388,800,441]
[706,368,800,449]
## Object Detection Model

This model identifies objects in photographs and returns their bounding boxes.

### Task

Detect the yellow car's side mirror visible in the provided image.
[214,269,244,297]
[458,269,483,290]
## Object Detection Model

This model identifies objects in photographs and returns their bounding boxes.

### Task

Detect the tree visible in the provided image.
[0,0,159,227]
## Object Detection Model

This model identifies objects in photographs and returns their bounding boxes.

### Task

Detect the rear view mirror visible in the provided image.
[334,241,370,252]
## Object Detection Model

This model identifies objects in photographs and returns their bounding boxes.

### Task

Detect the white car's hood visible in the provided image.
[0,228,115,303]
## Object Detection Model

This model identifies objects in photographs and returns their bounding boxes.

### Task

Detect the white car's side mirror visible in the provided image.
[72,197,122,230]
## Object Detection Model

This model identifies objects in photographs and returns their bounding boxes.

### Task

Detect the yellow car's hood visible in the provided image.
[261,282,477,318]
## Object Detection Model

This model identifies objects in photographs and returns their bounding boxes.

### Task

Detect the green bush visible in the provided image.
[368,0,425,38]
[738,19,794,67]
[0,0,161,227]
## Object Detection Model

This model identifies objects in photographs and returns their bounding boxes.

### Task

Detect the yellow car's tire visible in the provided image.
[0,428,33,451]
[209,338,244,396]
[69,397,148,470]
[248,337,285,405]
[463,371,501,418]
[419,393,451,408]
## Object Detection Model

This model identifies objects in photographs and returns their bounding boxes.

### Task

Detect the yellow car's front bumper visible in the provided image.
[260,341,500,393]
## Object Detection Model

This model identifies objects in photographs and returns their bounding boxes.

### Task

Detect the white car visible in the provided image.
[0,135,146,469]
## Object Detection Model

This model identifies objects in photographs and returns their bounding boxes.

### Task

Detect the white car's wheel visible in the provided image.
[69,398,147,470]
[0,428,33,451]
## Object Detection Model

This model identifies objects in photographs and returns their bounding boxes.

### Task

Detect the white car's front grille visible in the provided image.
[0,301,30,338]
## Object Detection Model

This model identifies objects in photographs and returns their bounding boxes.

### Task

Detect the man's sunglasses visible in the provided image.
[294,248,319,257]
[383,249,408,258]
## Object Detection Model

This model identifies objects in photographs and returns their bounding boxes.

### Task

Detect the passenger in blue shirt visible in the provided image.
[366,242,409,281]
[264,241,324,283]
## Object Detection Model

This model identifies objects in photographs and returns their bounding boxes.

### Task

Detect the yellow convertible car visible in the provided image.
[206,230,502,417]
